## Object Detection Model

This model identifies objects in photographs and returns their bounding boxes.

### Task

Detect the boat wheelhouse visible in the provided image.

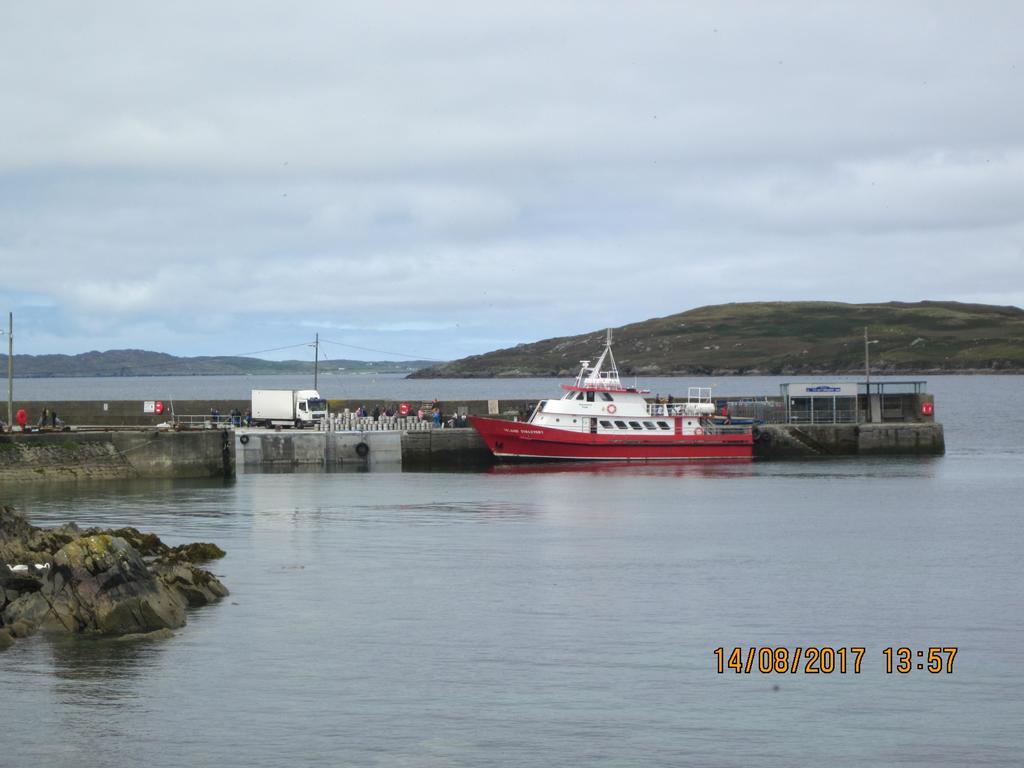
[469,331,753,461]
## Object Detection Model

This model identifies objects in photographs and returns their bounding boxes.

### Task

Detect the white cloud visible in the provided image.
[1,1,1023,358]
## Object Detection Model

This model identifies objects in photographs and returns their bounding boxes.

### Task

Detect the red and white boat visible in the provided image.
[470,332,753,461]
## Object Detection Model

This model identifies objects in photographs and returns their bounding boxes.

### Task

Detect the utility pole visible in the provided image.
[6,312,12,429]
[864,326,879,424]
[864,326,871,390]
[314,332,319,391]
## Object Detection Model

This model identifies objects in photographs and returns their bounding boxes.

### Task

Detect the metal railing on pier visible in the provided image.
[701,422,754,435]
[788,409,859,425]
[171,413,467,432]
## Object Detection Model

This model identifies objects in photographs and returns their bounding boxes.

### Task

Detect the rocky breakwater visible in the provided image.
[0,505,228,651]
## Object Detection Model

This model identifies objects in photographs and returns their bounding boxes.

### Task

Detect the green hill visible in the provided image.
[408,301,1024,378]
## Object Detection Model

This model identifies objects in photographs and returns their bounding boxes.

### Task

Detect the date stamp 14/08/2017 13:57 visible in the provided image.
[714,647,958,675]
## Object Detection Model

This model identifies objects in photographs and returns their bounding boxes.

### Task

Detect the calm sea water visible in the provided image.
[1,376,1022,766]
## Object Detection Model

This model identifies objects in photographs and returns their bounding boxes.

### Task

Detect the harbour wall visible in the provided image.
[0,430,234,484]
[236,428,492,470]
[1,397,943,482]
[752,423,945,458]
[237,422,943,469]
[0,421,944,483]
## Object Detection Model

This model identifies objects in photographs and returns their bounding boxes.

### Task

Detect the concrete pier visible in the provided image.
[235,429,403,470]
[234,421,944,469]
[0,421,945,483]
[0,394,945,482]
[234,428,490,470]
[0,430,234,484]
[752,423,944,458]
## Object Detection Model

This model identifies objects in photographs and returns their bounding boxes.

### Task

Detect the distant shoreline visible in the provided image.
[10,367,1024,380]
[406,368,1024,379]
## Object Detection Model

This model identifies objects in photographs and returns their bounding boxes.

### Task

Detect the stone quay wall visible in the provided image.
[0,430,234,484]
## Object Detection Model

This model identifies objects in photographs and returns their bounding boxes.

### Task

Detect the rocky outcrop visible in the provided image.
[0,505,227,650]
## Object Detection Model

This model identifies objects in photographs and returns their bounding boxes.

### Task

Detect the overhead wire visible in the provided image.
[319,337,443,362]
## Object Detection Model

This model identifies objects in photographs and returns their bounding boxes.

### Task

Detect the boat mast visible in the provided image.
[576,328,619,388]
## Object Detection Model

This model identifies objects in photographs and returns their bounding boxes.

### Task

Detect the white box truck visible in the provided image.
[251,389,328,429]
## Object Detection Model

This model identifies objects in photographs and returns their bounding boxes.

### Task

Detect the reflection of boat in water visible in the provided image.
[470,331,753,461]
[488,459,754,479]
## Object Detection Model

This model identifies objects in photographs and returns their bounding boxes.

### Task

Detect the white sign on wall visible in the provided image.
[143,400,156,413]
[796,383,858,397]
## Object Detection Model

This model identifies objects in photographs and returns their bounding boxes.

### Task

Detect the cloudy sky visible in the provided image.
[2,2,1022,362]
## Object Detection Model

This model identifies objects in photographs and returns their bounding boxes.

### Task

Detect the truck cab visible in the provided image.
[295,389,329,427]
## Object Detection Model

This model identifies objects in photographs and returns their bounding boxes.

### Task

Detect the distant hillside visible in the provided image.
[0,350,434,378]
[408,301,1024,378]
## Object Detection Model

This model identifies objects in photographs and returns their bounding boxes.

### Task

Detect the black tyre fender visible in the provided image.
[239,434,250,445]
[355,442,370,458]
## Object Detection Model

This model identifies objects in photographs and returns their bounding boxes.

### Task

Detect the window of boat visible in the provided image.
[629,421,642,430]
[586,391,595,402]
[657,421,670,430]
[614,420,627,429]
[643,421,657,430]
[576,391,586,400]
[599,392,613,401]
[599,420,613,428]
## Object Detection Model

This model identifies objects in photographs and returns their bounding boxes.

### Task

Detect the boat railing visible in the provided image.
[647,403,714,417]
[648,403,680,417]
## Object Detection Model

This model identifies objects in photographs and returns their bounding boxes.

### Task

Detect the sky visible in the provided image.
[2,1,1023,363]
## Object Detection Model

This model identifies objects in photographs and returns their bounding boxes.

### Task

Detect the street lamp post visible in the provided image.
[864,326,879,422]
[310,333,319,391]
[4,312,11,430]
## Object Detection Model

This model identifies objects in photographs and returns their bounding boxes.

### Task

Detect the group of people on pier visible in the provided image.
[352,400,468,428]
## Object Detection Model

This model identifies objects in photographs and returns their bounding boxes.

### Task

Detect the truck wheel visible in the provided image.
[294,419,302,429]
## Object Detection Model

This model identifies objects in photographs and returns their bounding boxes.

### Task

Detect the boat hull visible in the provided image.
[469,416,753,461]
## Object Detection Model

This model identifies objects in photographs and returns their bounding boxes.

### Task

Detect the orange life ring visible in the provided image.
[694,426,704,435]
[606,404,617,414]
